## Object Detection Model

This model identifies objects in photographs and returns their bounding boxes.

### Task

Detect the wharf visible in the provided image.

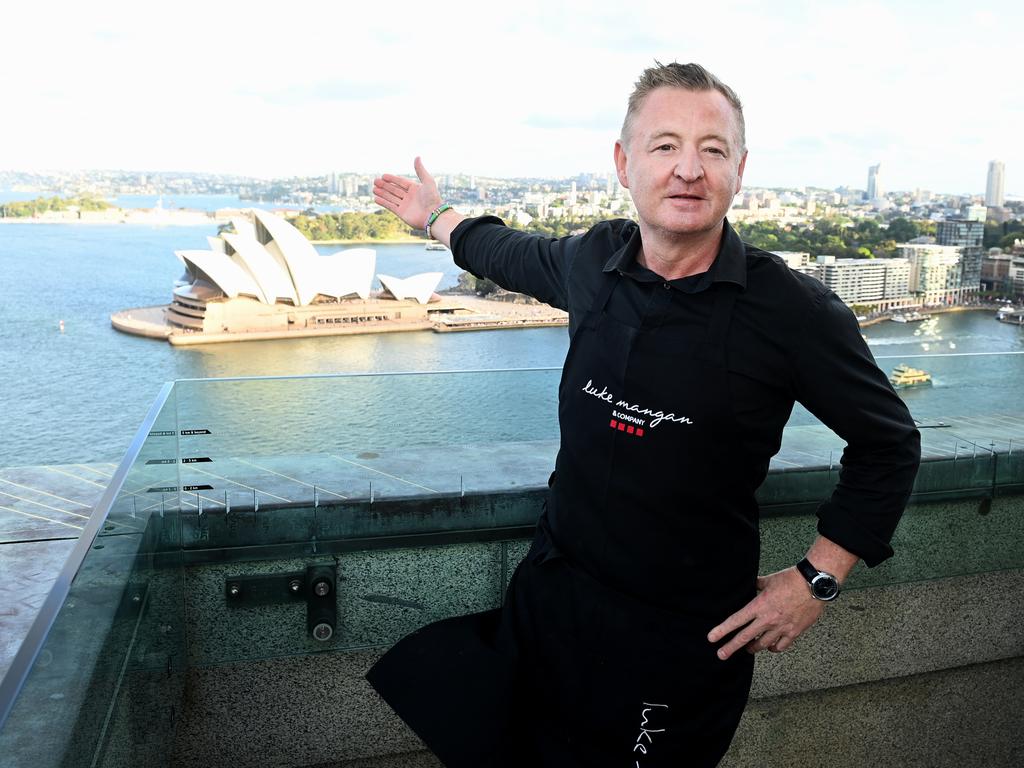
[858,306,1002,328]
[111,296,568,345]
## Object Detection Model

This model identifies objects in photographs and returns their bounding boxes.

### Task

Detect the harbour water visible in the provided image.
[1,219,1022,469]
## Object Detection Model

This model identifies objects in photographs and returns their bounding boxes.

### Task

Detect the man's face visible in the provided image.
[614,87,747,239]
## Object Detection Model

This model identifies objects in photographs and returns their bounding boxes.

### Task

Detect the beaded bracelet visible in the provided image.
[424,203,452,239]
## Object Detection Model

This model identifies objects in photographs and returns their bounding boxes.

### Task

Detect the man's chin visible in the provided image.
[644,215,722,238]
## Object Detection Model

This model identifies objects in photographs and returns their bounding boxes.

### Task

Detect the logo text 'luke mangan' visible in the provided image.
[581,380,693,428]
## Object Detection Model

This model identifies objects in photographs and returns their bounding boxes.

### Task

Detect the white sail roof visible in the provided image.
[230,217,257,241]
[222,232,297,305]
[315,248,376,300]
[176,250,264,301]
[377,272,444,305]
[169,210,429,309]
[252,209,323,306]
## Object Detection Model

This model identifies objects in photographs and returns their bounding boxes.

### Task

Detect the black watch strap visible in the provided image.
[797,557,840,600]
[796,558,819,584]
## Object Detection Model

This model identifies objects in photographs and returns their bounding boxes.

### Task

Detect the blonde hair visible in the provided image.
[621,61,745,150]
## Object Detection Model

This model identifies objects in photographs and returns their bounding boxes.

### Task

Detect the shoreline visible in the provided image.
[859,306,998,328]
[111,295,568,346]
[310,237,429,245]
[0,217,430,246]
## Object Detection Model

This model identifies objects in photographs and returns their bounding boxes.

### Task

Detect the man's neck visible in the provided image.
[636,221,725,281]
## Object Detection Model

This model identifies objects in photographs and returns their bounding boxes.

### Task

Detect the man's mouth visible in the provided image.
[668,193,704,200]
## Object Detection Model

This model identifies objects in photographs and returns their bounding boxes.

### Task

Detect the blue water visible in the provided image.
[0,220,1022,468]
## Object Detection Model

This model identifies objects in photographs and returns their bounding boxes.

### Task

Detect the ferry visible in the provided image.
[996,305,1024,325]
[889,364,932,389]
[891,311,927,324]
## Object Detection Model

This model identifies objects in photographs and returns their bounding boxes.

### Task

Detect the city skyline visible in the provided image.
[0,0,1020,195]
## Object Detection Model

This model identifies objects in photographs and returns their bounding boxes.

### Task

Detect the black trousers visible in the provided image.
[367,551,754,768]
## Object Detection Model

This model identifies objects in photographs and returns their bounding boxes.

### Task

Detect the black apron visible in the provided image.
[368,269,757,767]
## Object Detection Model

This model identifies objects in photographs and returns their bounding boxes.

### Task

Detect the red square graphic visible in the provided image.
[617,422,626,431]
[610,419,618,428]
[627,425,635,434]
[636,428,644,438]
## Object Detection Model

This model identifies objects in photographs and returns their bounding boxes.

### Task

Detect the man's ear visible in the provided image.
[614,140,630,189]
[735,149,748,194]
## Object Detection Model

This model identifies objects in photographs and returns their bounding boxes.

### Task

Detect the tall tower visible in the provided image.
[937,218,985,301]
[986,160,1005,207]
[866,163,882,201]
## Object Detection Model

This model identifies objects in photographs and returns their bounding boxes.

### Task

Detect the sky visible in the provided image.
[1,0,1020,195]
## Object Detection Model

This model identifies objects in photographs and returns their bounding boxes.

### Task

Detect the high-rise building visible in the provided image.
[986,160,1005,207]
[805,256,911,310]
[866,163,882,201]
[898,244,963,305]
[569,181,577,208]
[966,205,987,223]
[772,251,810,269]
[936,219,985,298]
[1010,249,1024,297]
[982,251,1014,294]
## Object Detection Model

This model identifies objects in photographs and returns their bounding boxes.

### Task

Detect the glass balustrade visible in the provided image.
[0,361,1021,767]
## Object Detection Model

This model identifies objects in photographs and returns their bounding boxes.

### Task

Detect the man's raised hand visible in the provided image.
[373,157,442,231]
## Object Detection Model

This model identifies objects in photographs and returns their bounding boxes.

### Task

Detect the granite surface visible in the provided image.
[182,541,522,666]
[748,569,1024,699]
[171,650,423,768]
[721,657,1024,768]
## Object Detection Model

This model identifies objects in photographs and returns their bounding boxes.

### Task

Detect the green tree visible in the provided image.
[886,218,918,242]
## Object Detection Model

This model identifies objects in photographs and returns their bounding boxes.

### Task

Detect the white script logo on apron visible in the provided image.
[581,379,694,436]
[633,701,669,764]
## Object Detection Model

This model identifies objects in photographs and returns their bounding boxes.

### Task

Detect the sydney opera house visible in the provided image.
[111,209,458,345]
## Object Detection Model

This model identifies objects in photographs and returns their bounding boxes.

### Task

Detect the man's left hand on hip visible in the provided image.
[706,568,825,660]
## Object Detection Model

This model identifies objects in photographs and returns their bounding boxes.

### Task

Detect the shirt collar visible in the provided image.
[603,219,747,292]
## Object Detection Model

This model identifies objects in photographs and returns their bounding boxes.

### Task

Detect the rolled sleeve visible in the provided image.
[450,216,577,310]
[791,291,922,566]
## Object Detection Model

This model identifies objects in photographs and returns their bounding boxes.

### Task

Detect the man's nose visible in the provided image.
[674,146,704,182]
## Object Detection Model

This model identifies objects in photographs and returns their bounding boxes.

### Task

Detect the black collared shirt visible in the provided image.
[451,216,921,566]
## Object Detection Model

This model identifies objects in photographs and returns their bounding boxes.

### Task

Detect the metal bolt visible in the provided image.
[132,594,141,603]
[313,579,331,598]
[288,579,302,594]
[312,622,333,642]
[228,583,240,597]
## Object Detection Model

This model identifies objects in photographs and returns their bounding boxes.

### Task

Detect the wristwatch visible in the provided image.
[796,558,841,601]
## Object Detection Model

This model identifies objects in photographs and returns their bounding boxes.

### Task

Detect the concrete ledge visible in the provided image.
[749,569,1024,698]
[163,563,1024,768]
[722,657,1024,768]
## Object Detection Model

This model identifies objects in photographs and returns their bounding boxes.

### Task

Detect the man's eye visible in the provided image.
[705,147,726,156]
[655,144,673,152]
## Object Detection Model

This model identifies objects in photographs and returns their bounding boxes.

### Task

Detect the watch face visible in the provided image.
[811,575,839,600]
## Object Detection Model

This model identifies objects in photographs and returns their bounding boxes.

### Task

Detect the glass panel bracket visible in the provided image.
[225,565,337,642]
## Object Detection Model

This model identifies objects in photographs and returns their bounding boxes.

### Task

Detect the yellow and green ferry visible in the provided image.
[889,364,932,389]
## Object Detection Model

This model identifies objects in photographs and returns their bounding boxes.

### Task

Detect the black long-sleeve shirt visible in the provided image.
[452,216,921,567]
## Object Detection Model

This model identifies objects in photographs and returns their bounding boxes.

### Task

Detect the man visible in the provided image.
[368,62,920,767]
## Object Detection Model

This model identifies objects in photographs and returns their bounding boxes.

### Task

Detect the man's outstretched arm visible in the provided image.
[374,157,577,310]
[373,157,465,248]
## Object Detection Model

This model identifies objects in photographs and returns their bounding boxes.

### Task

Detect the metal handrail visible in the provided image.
[0,382,175,729]
[170,365,562,384]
